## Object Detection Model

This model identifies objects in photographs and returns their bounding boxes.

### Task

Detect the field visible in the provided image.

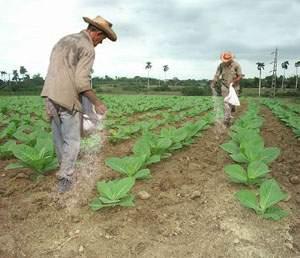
[0,95,299,258]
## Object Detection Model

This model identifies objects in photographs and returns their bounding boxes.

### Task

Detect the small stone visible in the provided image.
[283,193,292,202]
[104,234,113,239]
[137,191,151,200]
[71,215,81,223]
[15,173,28,179]
[75,229,80,234]
[289,176,300,185]
[78,245,84,253]
[191,191,201,200]
[233,238,240,244]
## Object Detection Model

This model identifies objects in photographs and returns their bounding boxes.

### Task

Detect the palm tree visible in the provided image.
[295,61,300,89]
[0,71,7,81]
[145,62,152,88]
[281,61,289,90]
[12,70,19,83]
[19,66,28,81]
[163,65,169,82]
[256,62,264,97]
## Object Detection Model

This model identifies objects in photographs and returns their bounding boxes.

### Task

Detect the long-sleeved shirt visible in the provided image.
[213,61,242,88]
[41,30,95,111]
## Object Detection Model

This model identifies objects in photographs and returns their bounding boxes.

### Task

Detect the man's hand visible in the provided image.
[95,103,107,115]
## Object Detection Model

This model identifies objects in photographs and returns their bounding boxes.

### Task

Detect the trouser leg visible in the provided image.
[51,118,63,164]
[56,111,81,181]
[224,102,232,123]
[221,86,232,123]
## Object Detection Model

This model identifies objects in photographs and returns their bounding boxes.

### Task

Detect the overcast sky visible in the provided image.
[1,0,299,80]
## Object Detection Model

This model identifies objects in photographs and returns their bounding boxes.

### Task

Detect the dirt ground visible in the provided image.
[0,102,299,258]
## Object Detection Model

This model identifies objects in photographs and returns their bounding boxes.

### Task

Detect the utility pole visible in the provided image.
[270,48,278,97]
[295,61,300,89]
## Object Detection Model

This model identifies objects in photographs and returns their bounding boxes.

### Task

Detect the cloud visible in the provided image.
[0,0,299,79]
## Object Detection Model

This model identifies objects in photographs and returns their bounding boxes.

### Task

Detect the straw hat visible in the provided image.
[220,51,234,62]
[83,16,117,41]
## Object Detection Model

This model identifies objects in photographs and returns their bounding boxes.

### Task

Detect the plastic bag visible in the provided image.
[81,95,105,135]
[83,113,104,133]
[224,84,240,106]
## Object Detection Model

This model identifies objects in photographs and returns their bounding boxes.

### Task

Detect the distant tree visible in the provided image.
[281,61,289,89]
[19,66,28,81]
[12,70,19,82]
[256,62,264,96]
[145,61,152,88]
[163,65,169,82]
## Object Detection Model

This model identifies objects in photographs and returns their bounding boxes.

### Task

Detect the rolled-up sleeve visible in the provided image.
[75,48,95,93]
[235,63,242,77]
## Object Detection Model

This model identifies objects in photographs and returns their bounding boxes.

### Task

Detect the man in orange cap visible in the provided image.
[41,16,117,192]
[210,51,242,126]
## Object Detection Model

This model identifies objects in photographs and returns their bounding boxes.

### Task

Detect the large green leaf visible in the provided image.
[11,144,39,165]
[97,181,114,200]
[111,177,135,200]
[134,169,151,180]
[262,206,288,221]
[220,141,239,154]
[247,161,269,180]
[259,179,287,211]
[260,147,280,164]
[224,164,247,183]
[235,190,260,212]
[133,138,151,157]
[119,195,135,207]
[89,198,106,211]
[230,153,248,163]
[5,162,26,170]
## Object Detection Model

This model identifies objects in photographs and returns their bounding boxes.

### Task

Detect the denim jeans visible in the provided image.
[51,109,80,181]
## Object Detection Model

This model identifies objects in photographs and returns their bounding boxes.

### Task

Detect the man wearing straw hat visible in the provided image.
[210,51,242,126]
[41,16,117,192]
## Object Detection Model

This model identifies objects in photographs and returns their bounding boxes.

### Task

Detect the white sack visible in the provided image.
[224,84,240,106]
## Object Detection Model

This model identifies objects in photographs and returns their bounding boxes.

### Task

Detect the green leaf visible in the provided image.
[99,196,120,204]
[247,161,270,180]
[146,155,161,165]
[111,177,135,200]
[97,181,114,200]
[89,198,105,211]
[259,179,287,211]
[5,162,26,170]
[119,194,135,207]
[235,190,260,212]
[260,147,280,164]
[134,169,151,180]
[224,164,248,183]
[105,157,129,176]
[133,138,151,157]
[105,155,146,177]
[98,177,135,201]
[220,141,239,154]
[230,153,248,163]
[262,206,288,221]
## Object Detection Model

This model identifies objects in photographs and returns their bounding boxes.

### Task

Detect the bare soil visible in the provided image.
[0,102,299,258]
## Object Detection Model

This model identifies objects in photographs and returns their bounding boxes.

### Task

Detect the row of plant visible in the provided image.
[89,112,216,210]
[108,99,213,143]
[102,95,211,119]
[103,96,213,130]
[220,102,288,220]
[261,99,300,138]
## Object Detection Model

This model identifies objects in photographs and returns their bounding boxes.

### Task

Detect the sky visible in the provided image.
[0,0,300,80]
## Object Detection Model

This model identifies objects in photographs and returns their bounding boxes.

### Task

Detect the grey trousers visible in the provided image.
[221,86,233,123]
[51,110,80,181]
